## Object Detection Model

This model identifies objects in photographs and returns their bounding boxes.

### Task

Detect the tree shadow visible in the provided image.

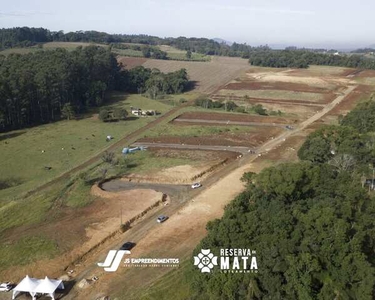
[185,80,198,92]
[0,177,23,190]
[58,279,76,299]
[0,131,26,142]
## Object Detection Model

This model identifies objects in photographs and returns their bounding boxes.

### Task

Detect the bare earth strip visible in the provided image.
[132,142,253,154]
[141,56,252,93]
[173,118,289,128]
[66,85,357,299]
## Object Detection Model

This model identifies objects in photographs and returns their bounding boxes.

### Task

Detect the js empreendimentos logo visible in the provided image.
[98,250,179,272]
[97,250,131,272]
[194,248,258,274]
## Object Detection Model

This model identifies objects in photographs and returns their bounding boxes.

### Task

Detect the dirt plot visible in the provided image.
[259,134,307,163]
[287,66,355,77]
[0,189,164,281]
[123,149,237,184]
[117,56,251,93]
[149,147,236,161]
[117,57,147,69]
[216,88,336,104]
[174,111,296,124]
[246,72,336,89]
[223,81,330,93]
[353,70,375,78]
[212,94,326,107]
[328,86,369,116]
[139,126,283,148]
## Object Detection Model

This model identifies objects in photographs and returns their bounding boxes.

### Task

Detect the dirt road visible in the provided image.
[64,85,357,299]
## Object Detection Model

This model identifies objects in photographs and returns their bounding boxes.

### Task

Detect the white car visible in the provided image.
[0,282,12,292]
[191,183,202,189]
[157,215,168,223]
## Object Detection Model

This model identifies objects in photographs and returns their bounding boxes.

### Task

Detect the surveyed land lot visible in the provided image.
[69,66,374,300]
[1,60,374,300]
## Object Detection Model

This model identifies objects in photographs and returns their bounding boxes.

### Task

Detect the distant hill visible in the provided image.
[212,38,233,46]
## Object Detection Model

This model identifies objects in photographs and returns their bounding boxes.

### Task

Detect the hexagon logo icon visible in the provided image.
[194,249,218,273]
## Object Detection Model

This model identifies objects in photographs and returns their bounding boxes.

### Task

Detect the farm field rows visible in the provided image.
[207,65,360,121]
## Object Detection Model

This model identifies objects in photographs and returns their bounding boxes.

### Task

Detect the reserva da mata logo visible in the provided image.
[194,248,258,273]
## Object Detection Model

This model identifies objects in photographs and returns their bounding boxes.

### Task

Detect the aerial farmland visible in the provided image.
[1,36,375,300]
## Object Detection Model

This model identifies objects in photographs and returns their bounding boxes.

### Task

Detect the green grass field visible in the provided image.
[157,45,210,61]
[0,91,201,270]
[166,52,210,62]
[0,236,59,270]
[0,93,191,201]
[121,260,191,300]
[112,48,144,57]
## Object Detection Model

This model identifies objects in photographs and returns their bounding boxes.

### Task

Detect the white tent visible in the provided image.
[12,275,64,300]
[34,276,64,300]
[12,275,42,300]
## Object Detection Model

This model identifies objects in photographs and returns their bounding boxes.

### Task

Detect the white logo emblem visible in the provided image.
[97,250,131,272]
[194,249,218,273]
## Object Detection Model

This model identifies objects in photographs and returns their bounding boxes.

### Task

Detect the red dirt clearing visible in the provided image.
[223,81,330,93]
[354,70,375,78]
[211,95,327,107]
[174,111,297,124]
[328,85,370,116]
[117,57,147,69]
[138,127,283,148]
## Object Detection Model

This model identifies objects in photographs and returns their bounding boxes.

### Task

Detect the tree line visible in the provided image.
[0,27,266,58]
[185,99,375,299]
[186,161,375,299]
[298,100,375,173]
[249,50,375,69]
[0,46,189,131]
[119,66,189,99]
[5,27,375,70]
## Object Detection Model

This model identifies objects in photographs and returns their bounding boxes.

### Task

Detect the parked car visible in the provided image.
[157,215,168,223]
[0,282,12,292]
[120,242,136,251]
[191,182,202,189]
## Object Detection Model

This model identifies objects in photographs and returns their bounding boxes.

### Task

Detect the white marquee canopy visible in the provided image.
[12,275,64,300]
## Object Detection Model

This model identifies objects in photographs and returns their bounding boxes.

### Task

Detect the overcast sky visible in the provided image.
[0,0,373,48]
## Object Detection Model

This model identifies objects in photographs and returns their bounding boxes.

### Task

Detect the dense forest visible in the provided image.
[249,50,375,69]
[298,100,375,171]
[186,100,375,299]
[187,162,375,299]
[0,46,189,131]
[0,27,52,48]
